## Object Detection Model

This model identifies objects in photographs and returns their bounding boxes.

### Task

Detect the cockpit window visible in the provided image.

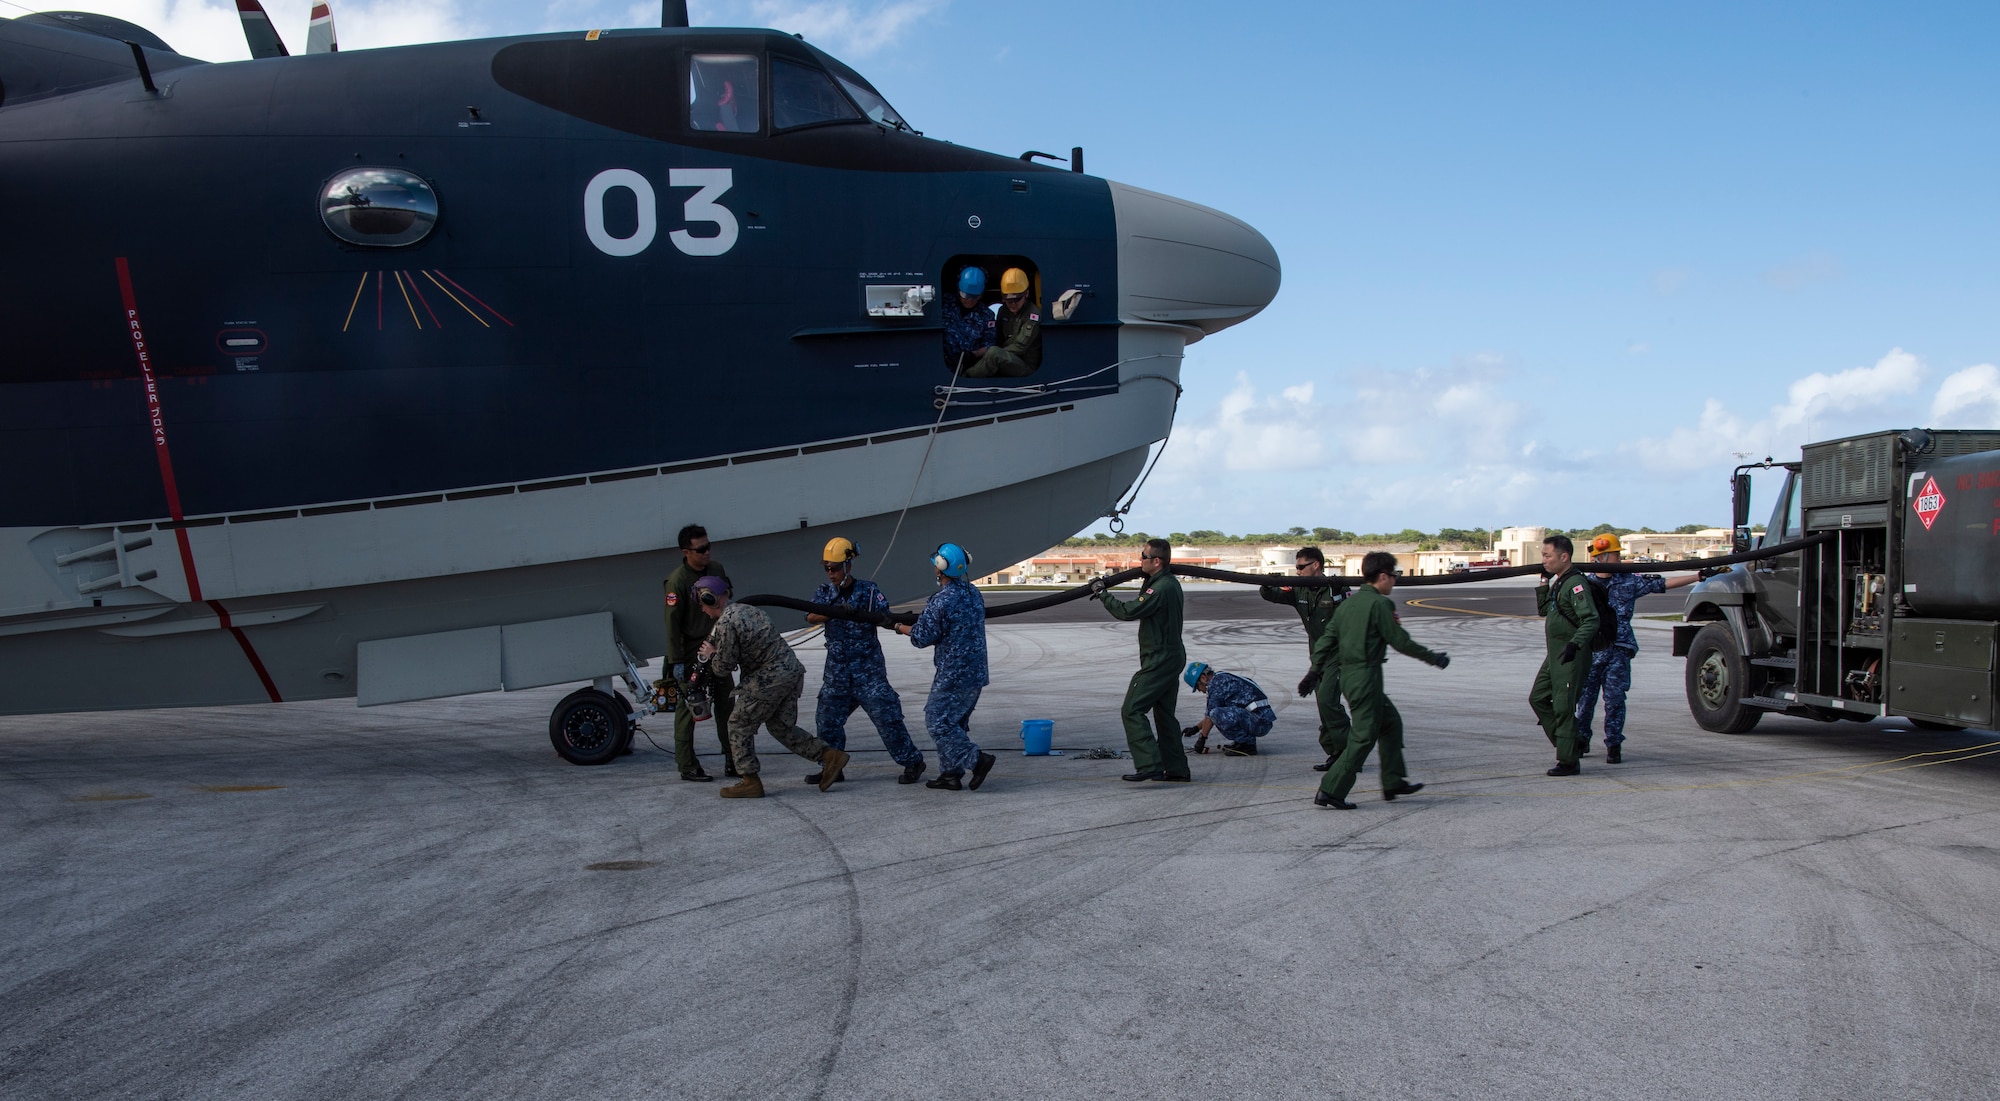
[834,74,911,131]
[689,53,759,133]
[773,58,859,130]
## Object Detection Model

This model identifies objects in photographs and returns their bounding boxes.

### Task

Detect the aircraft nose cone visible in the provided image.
[1109,181,1281,336]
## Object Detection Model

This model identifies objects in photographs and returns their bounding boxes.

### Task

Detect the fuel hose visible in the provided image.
[739,532,1833,626]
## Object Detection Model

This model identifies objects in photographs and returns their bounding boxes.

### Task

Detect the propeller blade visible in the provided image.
[306,1,338,54]
[235,0,289,58]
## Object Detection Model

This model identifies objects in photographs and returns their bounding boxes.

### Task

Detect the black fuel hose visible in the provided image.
[740,532,1834,626]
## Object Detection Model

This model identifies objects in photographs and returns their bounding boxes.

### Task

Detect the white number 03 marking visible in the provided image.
[584,168,739,258]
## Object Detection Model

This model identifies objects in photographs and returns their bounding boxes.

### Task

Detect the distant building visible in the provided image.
[1490,526,1548,567]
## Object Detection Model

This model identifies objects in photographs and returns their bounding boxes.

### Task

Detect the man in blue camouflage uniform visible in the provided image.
[1182,662,1275,755]
[1574,533,1695,764]
[806,537,927,786]
[894,542,997,791]
[941,266,995,371]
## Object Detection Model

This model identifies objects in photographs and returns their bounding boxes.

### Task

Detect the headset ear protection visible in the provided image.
[698,589,720,607]
[933,550,949,572]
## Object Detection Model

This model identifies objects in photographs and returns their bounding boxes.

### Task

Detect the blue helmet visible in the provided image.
[957,267,986,297]
[1184,662,1210,691]
[932,542,971,579]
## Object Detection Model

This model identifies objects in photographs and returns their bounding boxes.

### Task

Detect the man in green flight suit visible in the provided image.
[963,267,1040,379]
[1261,546,1352,771]
[1315,551,1450,809]
[1531,533,1600,776]
[1091,538,1189,783]
[663,523,735,781]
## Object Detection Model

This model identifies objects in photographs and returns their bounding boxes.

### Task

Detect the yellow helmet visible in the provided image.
[822,536,858,565]
[1000,267,1030,295]
[1589,533,1622,556]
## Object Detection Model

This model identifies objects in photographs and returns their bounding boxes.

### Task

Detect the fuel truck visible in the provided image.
[1676,428,2000,733]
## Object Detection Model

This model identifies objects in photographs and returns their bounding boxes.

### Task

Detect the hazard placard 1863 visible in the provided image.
[1913,476,1946,530]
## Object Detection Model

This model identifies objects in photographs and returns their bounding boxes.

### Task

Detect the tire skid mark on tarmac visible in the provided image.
[775,801,864,1101]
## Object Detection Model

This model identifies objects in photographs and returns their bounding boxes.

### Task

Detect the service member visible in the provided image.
[893,543,998,791]
[806,537,928,785]
[1532,534,1601,776]
[695,577,849,799]
[1093,538,1190,783]
[964,267,1040,378]
[1262,546,1352,771]
[1574,533,1695,763]
[941,266,996,372]
[1315,552,1449,809]
[1183,662,1276,755]
[663,523,734,781]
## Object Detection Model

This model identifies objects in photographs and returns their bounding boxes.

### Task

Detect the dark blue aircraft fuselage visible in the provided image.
[0,25,1120,527]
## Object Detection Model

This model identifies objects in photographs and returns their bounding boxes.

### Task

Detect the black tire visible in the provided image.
[549,688,629,765]
[1906,717,1961,732]
[1684,623,1763,734]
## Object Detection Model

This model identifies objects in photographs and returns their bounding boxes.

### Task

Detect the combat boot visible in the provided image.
[1223,742,1257,756]
[720,774,765,799]
[803,768,846,786]
[1606,744,1623,764]
[815,749,850,792]
[1383,781,1424,801]
[1546,761,1580,777]
[898,761,927,785]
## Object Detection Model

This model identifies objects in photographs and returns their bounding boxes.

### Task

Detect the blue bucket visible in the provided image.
[1021,719,1054,756]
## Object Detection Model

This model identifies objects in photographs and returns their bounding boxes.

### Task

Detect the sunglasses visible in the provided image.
[824,561,850,573]
[1139,554,1162,561]
[686,543,711,554]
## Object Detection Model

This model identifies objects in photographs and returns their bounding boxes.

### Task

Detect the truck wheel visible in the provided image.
[550,688,629,765]
[1685,623,1762,734]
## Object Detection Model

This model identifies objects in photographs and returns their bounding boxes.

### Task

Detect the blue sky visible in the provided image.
[32,0,2000,535]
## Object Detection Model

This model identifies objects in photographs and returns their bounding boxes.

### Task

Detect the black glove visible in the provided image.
[1430,652,1450,670]
[1698,565,1727,580]
[1539,568,1554,582]
[1088,576,1109,597]
[1297,671,1319,697]
[1181,724,1202,738]
[1559,642,1579,664]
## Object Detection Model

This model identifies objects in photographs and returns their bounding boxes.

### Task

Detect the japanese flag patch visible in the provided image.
[1571,584,1584,595]
[1144,587,1154,595]
[1030,313,1041,321]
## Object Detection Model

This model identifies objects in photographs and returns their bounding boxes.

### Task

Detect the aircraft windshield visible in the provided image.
[834,74,911,131]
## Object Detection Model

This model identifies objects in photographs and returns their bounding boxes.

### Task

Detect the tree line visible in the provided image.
[1059,523,1715,550]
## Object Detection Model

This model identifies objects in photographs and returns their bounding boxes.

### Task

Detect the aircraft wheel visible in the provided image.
[550,688,629,765]
[1684,623,1762,734]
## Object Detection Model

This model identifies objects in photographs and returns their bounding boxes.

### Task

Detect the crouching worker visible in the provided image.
[894,543,997,792]
[694,577,849,799]
[1182,662,1275,756]
[1315,552,1450,809]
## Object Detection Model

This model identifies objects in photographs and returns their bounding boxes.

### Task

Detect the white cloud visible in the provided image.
[692,0,941,57]
[1629,347,1931,470]
[1932,363,2000,427]
[1150,357,1559,527]
[1155,373,1325,476]
[35,0,481,61]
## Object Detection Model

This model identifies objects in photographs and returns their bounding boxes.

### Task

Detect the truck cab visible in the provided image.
[1675,428,2000,734]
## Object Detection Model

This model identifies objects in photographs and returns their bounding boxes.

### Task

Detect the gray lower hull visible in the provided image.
[0,448,1147,715]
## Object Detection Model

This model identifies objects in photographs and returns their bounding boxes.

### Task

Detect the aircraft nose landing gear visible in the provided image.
[549,685,633,765]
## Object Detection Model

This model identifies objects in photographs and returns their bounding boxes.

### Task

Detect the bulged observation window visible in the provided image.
[319,168,438,247]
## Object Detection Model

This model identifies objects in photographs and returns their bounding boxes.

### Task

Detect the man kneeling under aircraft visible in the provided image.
[1180,662,1275,755]
[695,576,850,799]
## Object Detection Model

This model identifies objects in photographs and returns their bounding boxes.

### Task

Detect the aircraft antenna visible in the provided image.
[662,1,689,27]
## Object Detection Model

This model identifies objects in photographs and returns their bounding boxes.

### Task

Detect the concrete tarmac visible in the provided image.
[4,598,1998,1100]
